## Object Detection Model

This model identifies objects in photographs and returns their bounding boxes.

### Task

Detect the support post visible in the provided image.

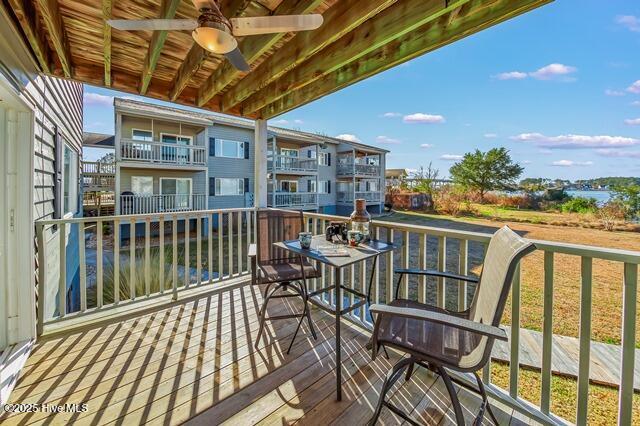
[254,119,268,208]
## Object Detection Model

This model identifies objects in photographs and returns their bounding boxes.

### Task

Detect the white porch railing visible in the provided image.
[82,161,115,174]
[33,208,640,425]
[120,194,206,215]
[268,155,318,173]
[268,192,318,208]
[337,162,381,176]
[120,138,207,166]
[337,190,382,203]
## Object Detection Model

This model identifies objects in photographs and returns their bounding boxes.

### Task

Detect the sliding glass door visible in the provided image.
[160,178,192,210]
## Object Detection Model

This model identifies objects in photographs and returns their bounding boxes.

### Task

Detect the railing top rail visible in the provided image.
[36,206,256,226]
[301,211,640,264]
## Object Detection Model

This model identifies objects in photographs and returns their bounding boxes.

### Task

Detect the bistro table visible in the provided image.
[274,234,395,401]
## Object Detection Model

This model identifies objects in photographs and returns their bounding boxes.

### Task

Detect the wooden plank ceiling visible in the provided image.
[4,0,552,119]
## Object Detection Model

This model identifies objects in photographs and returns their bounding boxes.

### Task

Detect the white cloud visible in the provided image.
[605,89,625,97]
[552,160,594,167]
[510,132,640,149]
[403,113,445,124]
[335,134,362,143]
[529,63,577,80]
[420,143,434,149]
[273,119,289,125]
[632,101,640,106]
[596,149,640,159]
[441,154,463,161]
[484,133,498,138]
[616,15,640,32]
[494,71,528,80]
[84,92,113,107]
[381,112,402,118]
[293,119,304,124]
[521,160,532,165]
[627,80,640,94]
[624,118,640,125]
[375,135,401,145]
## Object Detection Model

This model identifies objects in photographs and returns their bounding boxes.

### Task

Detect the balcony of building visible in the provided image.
[119,193,207,215]
[267,191,319,210]
[336,180,383,205]
[81,161,115,192]
[119,139,207,169]
[19,208,639,425]
[267,138,320,175]
[336,152,382,177]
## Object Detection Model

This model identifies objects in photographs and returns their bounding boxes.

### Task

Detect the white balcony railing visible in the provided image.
[120,139,207,166]
[268,155,318,173]
[337,190,382,203]
[82,161,115,175]
[120,194,206,215]
[268,192,318,208]
[34,208,640,425]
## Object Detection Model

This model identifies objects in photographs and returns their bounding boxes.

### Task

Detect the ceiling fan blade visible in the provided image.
[230,14,323,36]
[225,48,250,72]
[191,0,218,12]
[107,19,198,31]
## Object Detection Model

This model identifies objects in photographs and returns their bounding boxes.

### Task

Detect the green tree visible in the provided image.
[611,184,640,219]
[449,148,524,200]
[411,162,439,196]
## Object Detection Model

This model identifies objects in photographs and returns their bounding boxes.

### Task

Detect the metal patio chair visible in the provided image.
[249,208,320,354]
[368,226,535,425]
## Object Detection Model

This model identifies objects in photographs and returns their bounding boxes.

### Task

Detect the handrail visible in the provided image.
[120,138,207,166]
[269,155,318,172]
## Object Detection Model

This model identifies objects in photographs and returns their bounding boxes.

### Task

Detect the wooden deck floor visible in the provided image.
[2,282,527,425]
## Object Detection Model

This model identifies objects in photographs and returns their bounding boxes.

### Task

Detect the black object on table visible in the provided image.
[274,235,395,401]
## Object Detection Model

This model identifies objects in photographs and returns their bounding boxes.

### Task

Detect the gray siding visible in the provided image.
[207,123,254,209]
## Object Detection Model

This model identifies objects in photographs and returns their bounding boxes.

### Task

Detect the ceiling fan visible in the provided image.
[107,0,323,71]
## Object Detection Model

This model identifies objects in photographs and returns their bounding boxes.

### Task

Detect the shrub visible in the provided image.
[597,201,627,231]
[433,186,475,216]
[560,197,598,214]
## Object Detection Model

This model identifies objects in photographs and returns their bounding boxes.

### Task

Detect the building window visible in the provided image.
[309,180,316,193]
[215,139,245,158]
[132,129,153,141]
[279,180,298,193]
[319,180,330,193]
[63,144,78,215]
[280,148,298,157]
[131,176,154,194]
[216,178,244,196]
[318,152,329,166]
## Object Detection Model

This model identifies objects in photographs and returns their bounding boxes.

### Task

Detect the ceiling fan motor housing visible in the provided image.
[193,13,237,54]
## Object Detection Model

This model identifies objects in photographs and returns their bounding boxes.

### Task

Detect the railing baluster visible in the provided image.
[509,263,521,399]
[144,217,151,296]
[246,210,252,276]
[78,223,87,311]
[577,256,593,424]
[457,239,468,311]
[218,212,224,281]
[184,216,190,288]
[385,228,394,303]
[349,264,355,316]
[437,235,446,308]
[541,251,554,415]
[159,216,164,294]
[208,213,213,285]
[97,220,104,308]
[374,226,380,307]
[129,218,135,300]
[402,230,410,298]
[196,215,202,285]
[172,215,178,299]
[228,212,234,277]
[58,222,66,317]
[359,260,366,323]
[113,219,120,304]
[418,232,427,304]
[237,211,243,274]
[618,262,638,426]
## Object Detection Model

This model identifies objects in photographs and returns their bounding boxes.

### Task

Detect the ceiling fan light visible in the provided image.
[192,24,237,54]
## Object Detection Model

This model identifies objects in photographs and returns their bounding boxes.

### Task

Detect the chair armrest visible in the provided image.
[394,268,479,283]
[369,304,507,341]
[248,244,256,257]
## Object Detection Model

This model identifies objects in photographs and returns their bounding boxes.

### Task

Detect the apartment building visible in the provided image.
[104,98,387,216]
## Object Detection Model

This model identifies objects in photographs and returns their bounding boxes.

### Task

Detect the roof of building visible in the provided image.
[83,132,115,148]
[385,168,408,178]
[113,98,388,153]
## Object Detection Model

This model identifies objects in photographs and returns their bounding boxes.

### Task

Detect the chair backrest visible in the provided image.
[469,226,535,327]
[255,208,304,265]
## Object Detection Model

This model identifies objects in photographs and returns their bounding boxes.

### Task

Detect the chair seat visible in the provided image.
[256,259,321,284]
[376,299,485,370]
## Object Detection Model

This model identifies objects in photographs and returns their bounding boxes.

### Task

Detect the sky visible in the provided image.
[83,0,640,180]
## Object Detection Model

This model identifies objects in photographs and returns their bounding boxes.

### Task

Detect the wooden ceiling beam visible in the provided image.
[5,0,50,73]
[258,0,552,119]
[168,0,256,102]
[36,0,72,77]
[103,0,112,86]
[195,0,324,107]
[139,0,182,95]
[220,0,397,113]
[240,0,475,116]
